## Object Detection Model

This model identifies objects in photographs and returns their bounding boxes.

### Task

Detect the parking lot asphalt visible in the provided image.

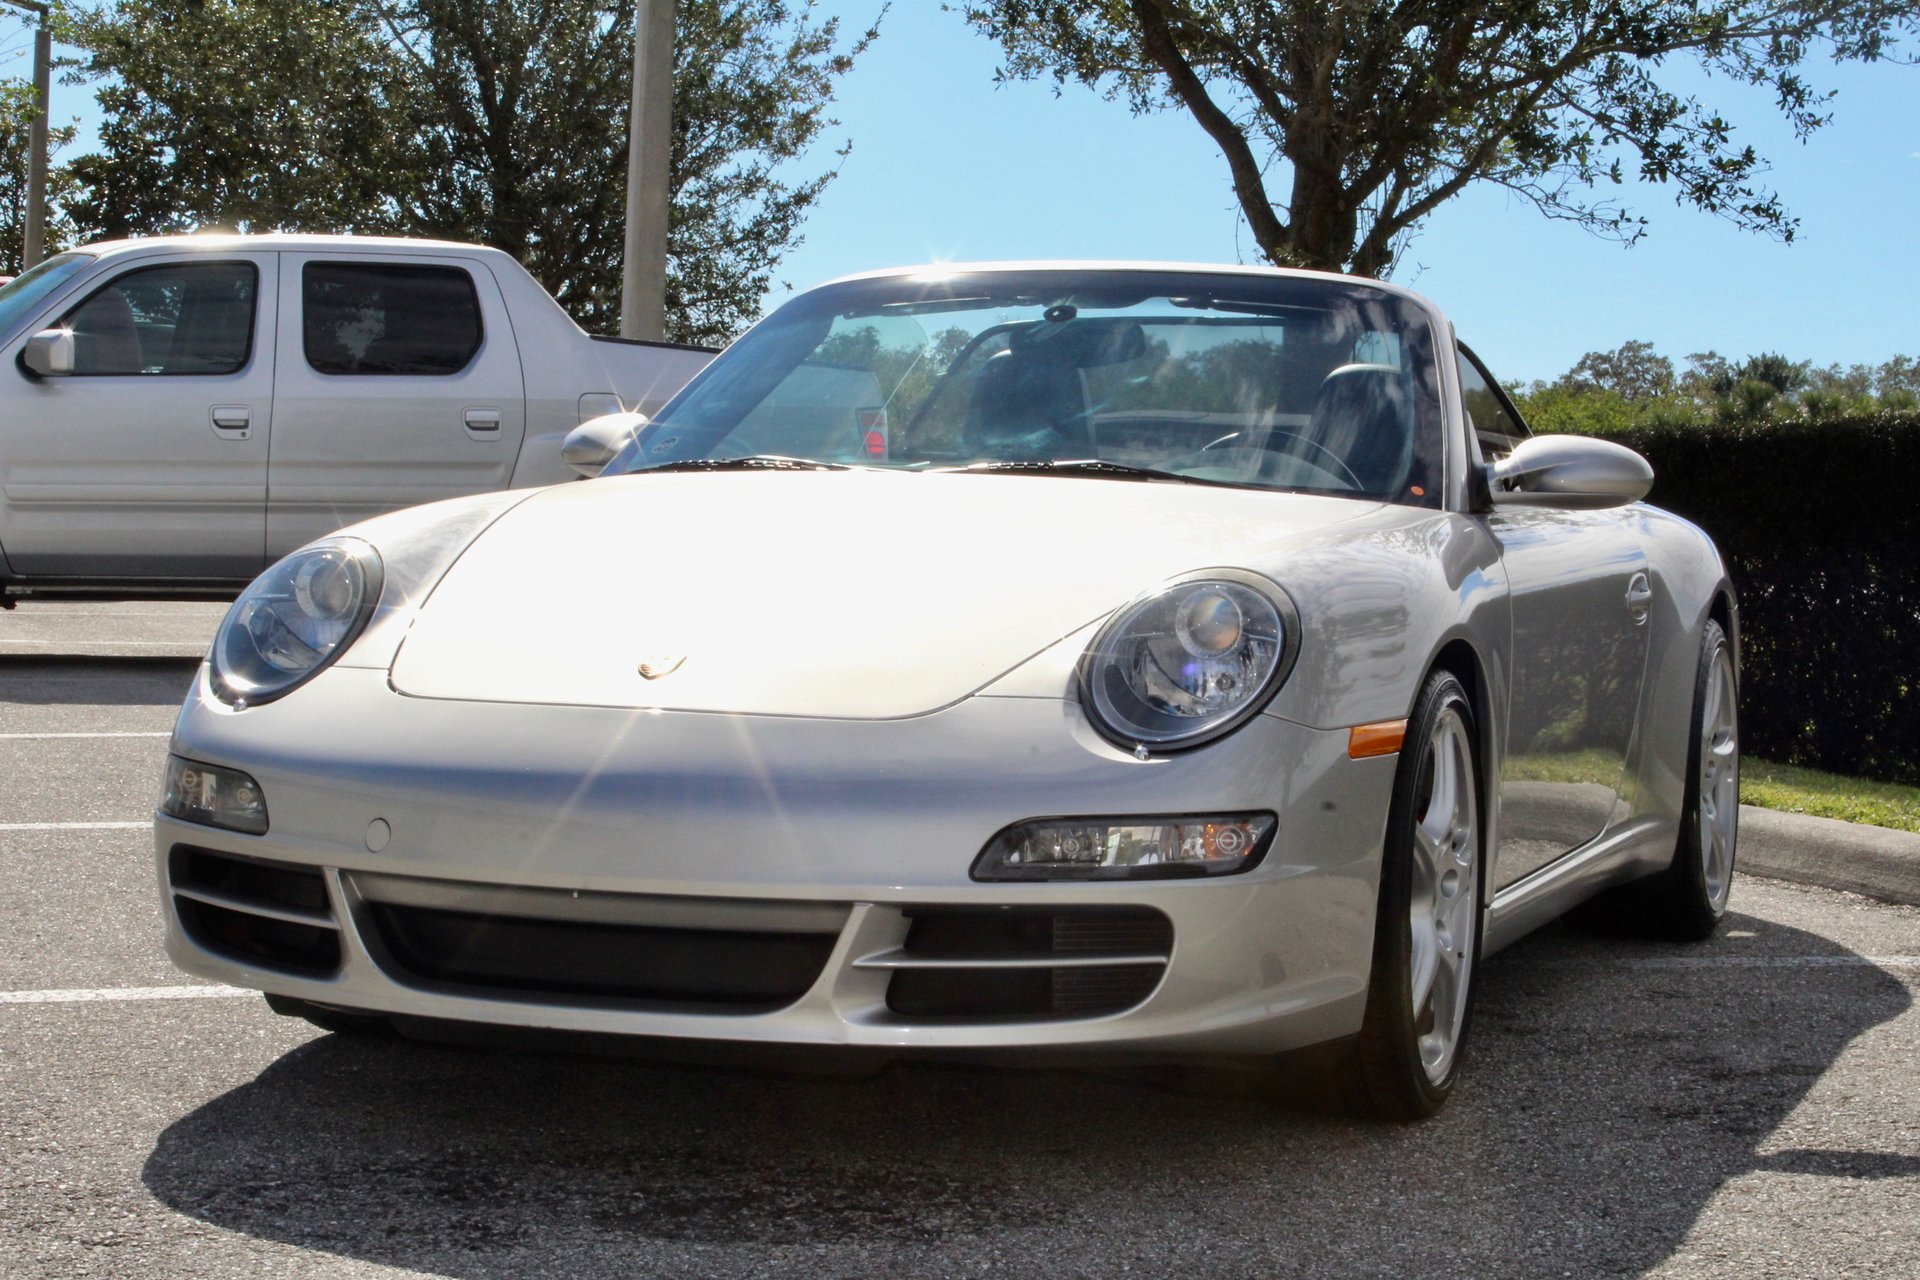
[2,602,1917,1279]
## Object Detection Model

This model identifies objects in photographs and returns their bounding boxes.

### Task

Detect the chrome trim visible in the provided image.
[852,948,1169,971]
[171,884,339,931]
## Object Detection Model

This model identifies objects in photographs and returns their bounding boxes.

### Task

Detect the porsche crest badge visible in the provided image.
[638,655,687,680]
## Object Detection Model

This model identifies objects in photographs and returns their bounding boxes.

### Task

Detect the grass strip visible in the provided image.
[1741,758,1920,835]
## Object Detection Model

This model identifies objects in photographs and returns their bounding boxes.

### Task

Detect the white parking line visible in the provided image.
[0,644,200,656]
[0,732,171,740]
[0,640,203,646]
[0,985,250,1005]
[0,821,151,831]
[4,608,218,617]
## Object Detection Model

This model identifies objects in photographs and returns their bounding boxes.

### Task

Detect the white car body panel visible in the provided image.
[161,662,1388,1054]
[264,248,529,557]
[391,472,1382,718]
[0,249,281,578]
[0,234,712,596]
[151,261,1739,1075]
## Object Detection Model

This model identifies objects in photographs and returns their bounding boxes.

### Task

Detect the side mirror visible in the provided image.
[19,328,76,378]
[562,411,649,478]
[1484,435,1653,509]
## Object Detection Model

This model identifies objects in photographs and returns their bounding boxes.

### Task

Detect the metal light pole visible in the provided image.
[619,0,674,341]
[3,0,51,270]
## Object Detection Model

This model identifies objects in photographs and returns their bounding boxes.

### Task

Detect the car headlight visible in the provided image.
[1078,573,1298,751]
[210,538,383,707]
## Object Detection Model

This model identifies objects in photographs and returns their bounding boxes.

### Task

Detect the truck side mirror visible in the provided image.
[20,328,76,378]
[562,411,650,478]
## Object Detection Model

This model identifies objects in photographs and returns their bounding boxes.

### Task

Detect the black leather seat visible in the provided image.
[1280,362,1415,495]
[962,351,1092,460]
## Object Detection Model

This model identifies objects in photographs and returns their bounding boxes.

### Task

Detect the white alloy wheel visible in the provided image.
[1352,668,1483,1120]
[1408,706,1480,1084]
[1697,642,1739,913]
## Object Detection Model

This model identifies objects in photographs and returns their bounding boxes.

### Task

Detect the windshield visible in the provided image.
[0,253,95,342]
[607,268,1444,504]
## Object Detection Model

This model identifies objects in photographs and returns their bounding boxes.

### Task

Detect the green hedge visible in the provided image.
[1596,413,1920,785]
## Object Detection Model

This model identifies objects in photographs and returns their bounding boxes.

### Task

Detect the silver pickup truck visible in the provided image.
[0,234,712,602]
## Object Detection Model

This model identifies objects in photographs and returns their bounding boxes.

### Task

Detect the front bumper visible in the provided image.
[158,667,1396,1056]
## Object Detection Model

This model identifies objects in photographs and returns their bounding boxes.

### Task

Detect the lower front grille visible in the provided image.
[168,846,341,976]
[878,908,1173,1023]
[362,903,839,1014]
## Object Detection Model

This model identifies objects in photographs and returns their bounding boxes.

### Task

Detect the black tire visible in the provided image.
[1350,669,1484,1121]
[264,993,394,1037]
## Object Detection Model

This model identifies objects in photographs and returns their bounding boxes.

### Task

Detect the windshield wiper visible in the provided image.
[934,459,1227,486]
[636,455,849,474]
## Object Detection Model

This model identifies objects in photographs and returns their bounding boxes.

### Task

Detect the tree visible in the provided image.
[60,0,877,343]
[958,1,1920,277]
[1,79,79,273]
[1557,339,1674,399]
[1877,355,1920,400]
[61,1,417,240]
[372,0,877,341]
[1516,343,1920,430]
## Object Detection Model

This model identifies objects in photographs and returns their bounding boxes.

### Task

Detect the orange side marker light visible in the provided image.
[1348,719,1409,759]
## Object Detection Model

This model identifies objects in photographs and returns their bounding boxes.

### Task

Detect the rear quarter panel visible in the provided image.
[1620,504,1736,830]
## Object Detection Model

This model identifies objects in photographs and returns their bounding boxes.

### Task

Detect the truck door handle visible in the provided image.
[464,408,502,433]
[1625,573,1653,624]
[210,405,252,439]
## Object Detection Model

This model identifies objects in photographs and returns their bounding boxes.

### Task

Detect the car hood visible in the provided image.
[388,470,1379,717]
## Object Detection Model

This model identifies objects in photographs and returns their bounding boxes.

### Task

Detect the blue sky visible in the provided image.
[8,3,1915,382]
[773,4,1920,384]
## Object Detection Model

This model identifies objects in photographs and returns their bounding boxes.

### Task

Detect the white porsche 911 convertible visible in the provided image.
[155,262,1738,1118]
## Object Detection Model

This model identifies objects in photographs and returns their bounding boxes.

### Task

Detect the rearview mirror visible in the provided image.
[19,327,75,378]
[562,411,649,478]
[1484,435,1653,509]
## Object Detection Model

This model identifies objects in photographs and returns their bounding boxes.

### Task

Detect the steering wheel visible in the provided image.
[1193,429,1364,490]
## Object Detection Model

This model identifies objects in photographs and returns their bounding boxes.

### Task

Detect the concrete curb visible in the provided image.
[1739,804,1920,907]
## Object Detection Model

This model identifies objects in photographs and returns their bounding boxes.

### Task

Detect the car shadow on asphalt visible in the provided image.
[140,909,1911,1277]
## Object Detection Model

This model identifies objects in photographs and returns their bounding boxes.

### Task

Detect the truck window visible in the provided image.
[58,261,257,376]
[303,262,483,376]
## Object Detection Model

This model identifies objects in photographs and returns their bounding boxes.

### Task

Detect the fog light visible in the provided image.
[972,814,1275,881]
[161,755,269,835]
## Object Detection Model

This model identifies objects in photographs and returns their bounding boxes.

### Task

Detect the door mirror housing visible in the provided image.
[1483,435,1653,509]
[19,328,76,378]
[562,411,649,478]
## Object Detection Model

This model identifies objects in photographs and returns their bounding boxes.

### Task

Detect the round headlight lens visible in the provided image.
[211,539,382,706]
[1081,577,1293,750]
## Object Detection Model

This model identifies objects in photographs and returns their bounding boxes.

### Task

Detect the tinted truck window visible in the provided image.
[61,261,257,376]
[303,262,482,376]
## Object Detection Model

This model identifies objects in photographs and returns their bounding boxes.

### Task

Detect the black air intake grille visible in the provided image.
[364,903,838,1014]
[882,907,1172,1023]
[168,846,341,976]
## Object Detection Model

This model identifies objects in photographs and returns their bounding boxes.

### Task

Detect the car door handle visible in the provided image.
[463,408,502,433]
[1625,573,1653,623]
[210,405,252,439]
